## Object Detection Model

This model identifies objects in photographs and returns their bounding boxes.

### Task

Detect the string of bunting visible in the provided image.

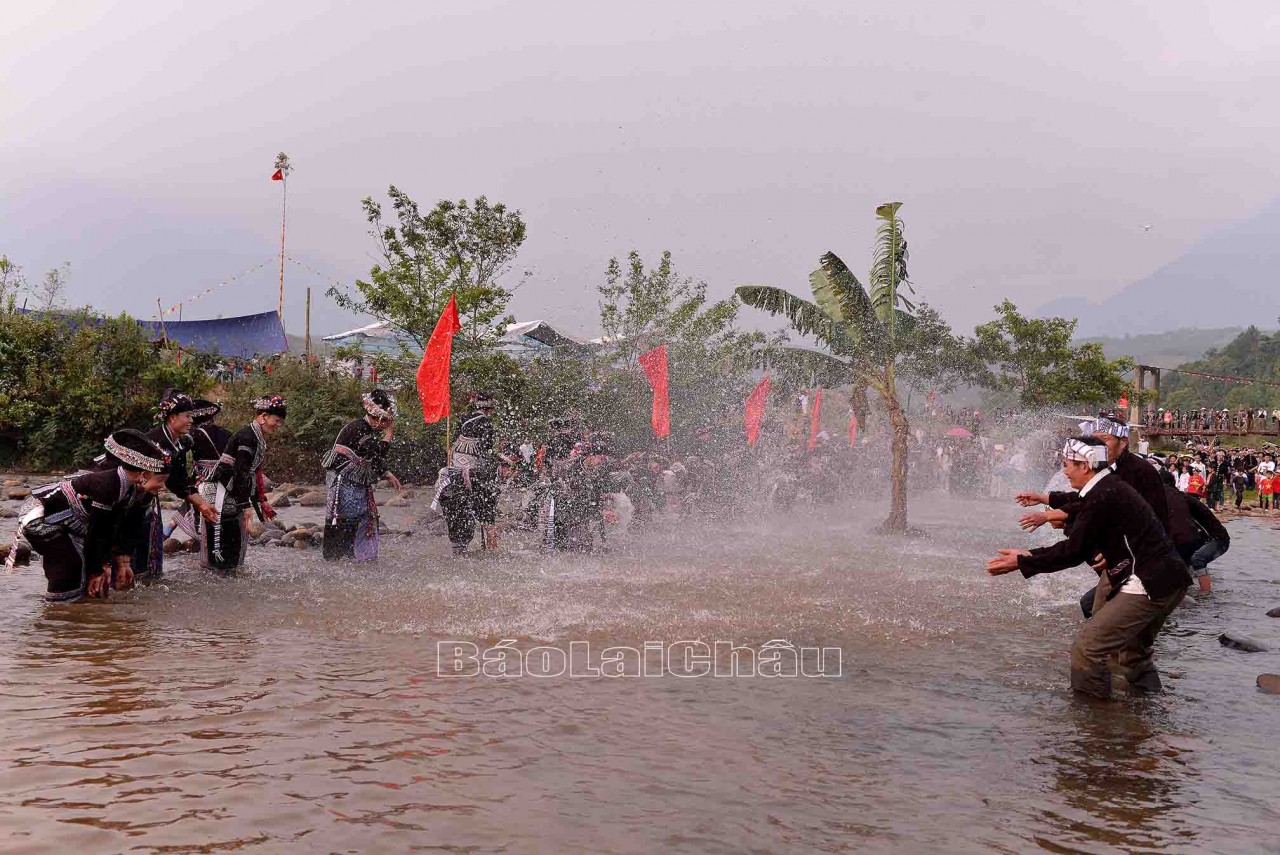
[285,255,347,291]
[1158,366,1280,389]
[156,258,276,318]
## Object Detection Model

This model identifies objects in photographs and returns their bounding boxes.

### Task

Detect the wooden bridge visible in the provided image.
[1127,364,1280,440]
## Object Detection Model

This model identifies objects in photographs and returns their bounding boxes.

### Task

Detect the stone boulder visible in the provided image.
[267,492,291,508]
[0,543,32,565]
[384,496,409,507]
[292,538,311,549]
[298,492,326,508]
[3,478,23,487]
[1258,674,1280,695]
[1267,607,1280,618]
[7,488,31,500]
[287,485,312,498]
[162,538,184,555]
[246,520,266,539]
[0,507,17,519]
[1220,632,1268,653]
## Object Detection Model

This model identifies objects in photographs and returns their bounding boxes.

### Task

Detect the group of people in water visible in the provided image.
[986,415,1231,700]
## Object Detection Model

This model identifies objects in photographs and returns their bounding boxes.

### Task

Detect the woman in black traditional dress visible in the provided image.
[321,389,402,562]
[13,430,169,602]
[201,396,285,574]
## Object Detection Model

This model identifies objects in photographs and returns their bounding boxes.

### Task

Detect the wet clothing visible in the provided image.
[1050,448,1168,533]
[322,418,388,562]
[172,422,233,539]
[434,409,498,553]
[202,422,267,573]
[1019,469,1190,698]
[19,468,133,602]
[1071,572,1185,697]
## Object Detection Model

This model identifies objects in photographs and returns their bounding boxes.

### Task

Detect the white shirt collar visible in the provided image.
[1077,467,1110,497]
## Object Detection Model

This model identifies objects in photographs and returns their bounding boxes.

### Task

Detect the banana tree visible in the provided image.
[737,202,922,532]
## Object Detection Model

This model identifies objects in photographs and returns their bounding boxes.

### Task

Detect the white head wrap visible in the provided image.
[1062,438,1109,470]
[1078,417,1129,439]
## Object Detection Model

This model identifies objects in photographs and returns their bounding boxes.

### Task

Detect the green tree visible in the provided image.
[0,255,25,305]
[328,187,527,357]
[738,203,966,533]
[598,250,763,447]
[970,300,1133,408]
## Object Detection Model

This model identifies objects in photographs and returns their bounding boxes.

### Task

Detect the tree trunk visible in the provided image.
[882,387,910,534]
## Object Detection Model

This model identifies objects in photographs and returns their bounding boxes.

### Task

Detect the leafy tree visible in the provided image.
[738,203,966,533]
[0,308,211,466]
[0,255,25,305]
[1161,326,1280,412]
[598,250,764,447]
[33,262,71,312]
[328,187,527,357]
[970,300,1133,408]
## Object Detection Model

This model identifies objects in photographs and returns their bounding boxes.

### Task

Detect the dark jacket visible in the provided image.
[147,425,198,501]
[30,467,135,568]
[1020,472,1191,601]
[192,423,233,467]
[323,418,390,486]
[1050,448,1169,533]
[1164,485,1230,551]
[209,422,266,511]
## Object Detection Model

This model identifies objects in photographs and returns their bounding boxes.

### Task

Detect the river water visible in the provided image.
[1,497,1277,854]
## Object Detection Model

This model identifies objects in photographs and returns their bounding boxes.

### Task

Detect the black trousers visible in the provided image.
[25,526,89,602]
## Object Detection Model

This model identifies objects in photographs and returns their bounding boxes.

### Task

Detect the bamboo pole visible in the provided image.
[304,287,312,360]
[277,174,287,320]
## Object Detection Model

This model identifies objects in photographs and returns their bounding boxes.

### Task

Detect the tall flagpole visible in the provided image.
[277,171,287,321]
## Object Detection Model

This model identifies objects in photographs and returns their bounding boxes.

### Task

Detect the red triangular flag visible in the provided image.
[637,345,670,439]
[807,388,823,451]
[271,168,284,181]
[744,376,771,446]
[416,295,462,424]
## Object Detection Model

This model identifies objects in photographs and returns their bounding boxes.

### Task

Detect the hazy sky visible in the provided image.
[4,1,1278,338]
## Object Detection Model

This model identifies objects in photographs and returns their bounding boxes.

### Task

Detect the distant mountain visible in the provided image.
[1078,327,1247,369]
[1039,197,1280,336]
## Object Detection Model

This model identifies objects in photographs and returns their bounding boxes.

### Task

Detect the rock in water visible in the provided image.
[269,493,291,508]
[0,507,17,519]
[162,538,183,555]
[1219,632,1268,653]
[7,488,31,500]
[292,539,310,549]
[1258,674,1280,695]
[385,496,409,507]
[1267,607,1280,618]
[298,492,326,508]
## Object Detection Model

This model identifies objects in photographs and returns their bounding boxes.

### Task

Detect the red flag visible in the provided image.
[416,295,462,424]
[637,344,670,439]
[370,362,378,385]
[1117,395,1129,410]
[848,412,858,447]
[744,376,771,446]
[807,388,823,451]
[271,168,284,181]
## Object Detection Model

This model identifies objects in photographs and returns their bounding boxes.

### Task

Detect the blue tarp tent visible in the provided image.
[138,311,287,358]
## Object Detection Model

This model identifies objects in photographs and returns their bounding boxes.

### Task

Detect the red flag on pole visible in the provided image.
[807,388,823,451]
[1117,395,1129,410]
[271,168,284,181]
[416,295,462,424]
[637,344,670,438]
[848,412,858,447]
[744,376,771,446]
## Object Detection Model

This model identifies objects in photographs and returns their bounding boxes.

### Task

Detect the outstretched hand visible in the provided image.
[986,548,1030,575]
[1019,511,1049,531]
[1015,492,1049,507]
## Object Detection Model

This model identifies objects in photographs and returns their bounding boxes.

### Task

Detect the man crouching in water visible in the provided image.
[986,436,1191,698]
